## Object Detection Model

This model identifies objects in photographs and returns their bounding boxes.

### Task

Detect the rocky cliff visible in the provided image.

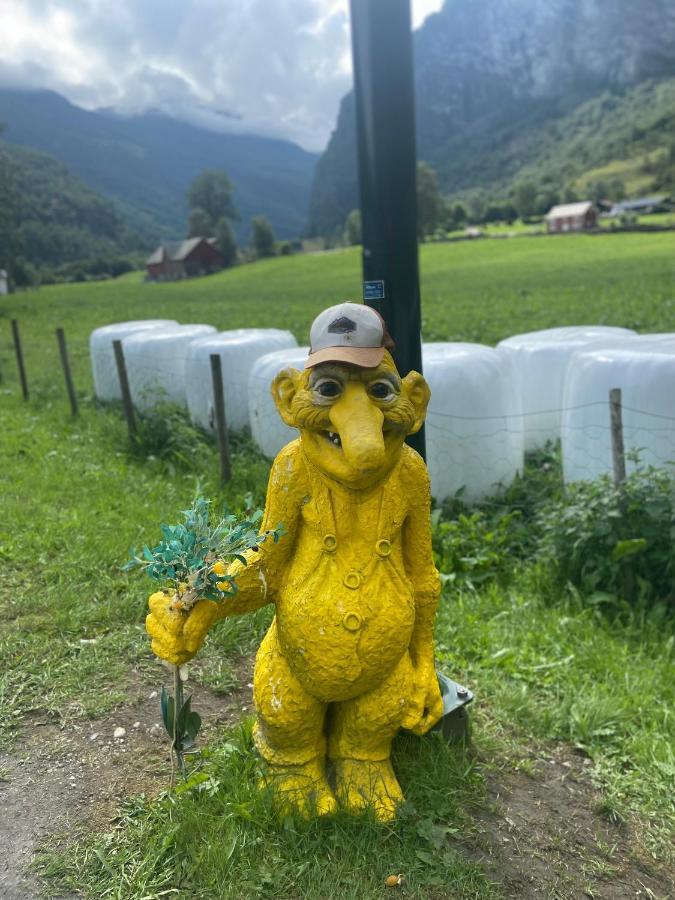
[308,0,675,235]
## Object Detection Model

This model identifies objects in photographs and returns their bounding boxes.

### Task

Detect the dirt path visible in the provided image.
[1,662,672,900]
[0,665,252,900]
[462,745,672,899]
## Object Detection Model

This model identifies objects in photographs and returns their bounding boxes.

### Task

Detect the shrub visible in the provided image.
[536,464,675,607]
[432,508,520,590]
[130,402,214,471]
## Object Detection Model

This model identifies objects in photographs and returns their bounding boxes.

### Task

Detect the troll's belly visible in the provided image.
[275,564,415,702]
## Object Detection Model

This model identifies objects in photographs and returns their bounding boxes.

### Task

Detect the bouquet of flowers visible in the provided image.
[125,496,284,776]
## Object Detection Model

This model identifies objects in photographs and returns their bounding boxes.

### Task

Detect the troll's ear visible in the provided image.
[402,371,430,435]
[271,367,304,426]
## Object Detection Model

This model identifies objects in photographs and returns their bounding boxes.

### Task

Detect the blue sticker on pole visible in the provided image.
[363,280,385,302]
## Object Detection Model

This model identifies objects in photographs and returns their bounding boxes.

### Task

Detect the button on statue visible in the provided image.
[146,302,443,820]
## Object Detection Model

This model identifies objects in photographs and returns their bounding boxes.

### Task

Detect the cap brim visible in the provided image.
[304,345,385,369]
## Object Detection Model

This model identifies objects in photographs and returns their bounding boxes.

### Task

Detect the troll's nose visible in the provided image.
[329,383,385,472]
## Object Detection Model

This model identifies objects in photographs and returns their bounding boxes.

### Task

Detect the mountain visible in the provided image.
[0,89,318,245]
[0,138,137,280]
[309,0,675,235]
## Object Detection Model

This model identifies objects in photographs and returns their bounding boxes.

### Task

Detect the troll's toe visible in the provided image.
[260,759,337,819]
[334,758,403,822]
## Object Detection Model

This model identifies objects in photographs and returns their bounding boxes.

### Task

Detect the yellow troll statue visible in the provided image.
[146,302,443,820]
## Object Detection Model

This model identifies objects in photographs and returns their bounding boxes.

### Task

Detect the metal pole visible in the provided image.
[349,0,425,458]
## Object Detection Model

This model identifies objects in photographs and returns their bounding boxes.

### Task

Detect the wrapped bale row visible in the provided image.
[562,338,675,483]
[89,320,178,401]
[92,320,675,498]
[122,325,216,411]
[247,343,524,503]
[499,325,675,482]
[496,326,636,450]
[90,322,297,431]
[185,330,297,433]
[248,347,311,458]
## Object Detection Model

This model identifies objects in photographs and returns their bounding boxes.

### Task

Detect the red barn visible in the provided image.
[146,237,225,281]
[545,202,598,233]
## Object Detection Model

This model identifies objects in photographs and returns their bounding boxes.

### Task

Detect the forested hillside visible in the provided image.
[0,138,140,284]
[309,0,675,235]
[0,89,318,246]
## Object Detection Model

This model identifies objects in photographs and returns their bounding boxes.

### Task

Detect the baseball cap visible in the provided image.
[305,302,394,369]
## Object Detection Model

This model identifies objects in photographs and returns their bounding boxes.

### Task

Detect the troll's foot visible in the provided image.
[260,759,337,819]
[334,758,403,822]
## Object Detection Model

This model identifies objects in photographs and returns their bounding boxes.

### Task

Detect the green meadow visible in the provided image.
[1,232,673,898]
[3,231,674,394]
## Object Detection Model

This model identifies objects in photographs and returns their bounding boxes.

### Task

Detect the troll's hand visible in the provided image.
[401,656,444,736]
[145,591,220,666]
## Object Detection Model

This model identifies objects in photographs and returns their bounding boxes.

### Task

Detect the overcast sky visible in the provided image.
[0,0,443,151]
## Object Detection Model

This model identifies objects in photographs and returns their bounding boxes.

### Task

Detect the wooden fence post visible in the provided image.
[210,353,231,483]
[609,387,635,602]
[56,327,78,416]
[11,319,28,400]
[113,339,137,442]
[609,388,626,485]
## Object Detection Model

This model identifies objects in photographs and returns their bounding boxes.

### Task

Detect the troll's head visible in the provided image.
[272,303,429,489]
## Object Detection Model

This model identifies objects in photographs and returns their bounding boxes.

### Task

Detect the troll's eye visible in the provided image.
[369,380,396,401]
[315,379,342,399]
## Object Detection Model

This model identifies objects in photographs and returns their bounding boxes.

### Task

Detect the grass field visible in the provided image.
[1,232,674,898]
[2,231,674,396]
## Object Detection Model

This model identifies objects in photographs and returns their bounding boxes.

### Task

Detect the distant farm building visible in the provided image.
[545,202,598,233]
[608,195,671,216]
[146,237,224,281]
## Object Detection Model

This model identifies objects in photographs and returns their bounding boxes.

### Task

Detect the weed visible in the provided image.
[537,463,675,607]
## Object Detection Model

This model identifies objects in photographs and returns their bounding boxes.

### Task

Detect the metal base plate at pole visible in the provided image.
[432,671,474,743]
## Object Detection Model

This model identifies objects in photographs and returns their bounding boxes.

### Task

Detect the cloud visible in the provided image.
[0,0,443,150]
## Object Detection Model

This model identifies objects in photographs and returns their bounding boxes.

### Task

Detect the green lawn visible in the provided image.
[2,231,674,400]
[1,233,673,897]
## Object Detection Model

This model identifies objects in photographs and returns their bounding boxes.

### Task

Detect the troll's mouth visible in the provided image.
[324,430,342,447]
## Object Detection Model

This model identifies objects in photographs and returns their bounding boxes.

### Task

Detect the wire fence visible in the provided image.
[3,320,675,501]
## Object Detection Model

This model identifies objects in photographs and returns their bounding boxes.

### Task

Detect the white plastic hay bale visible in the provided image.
[248,347,310,458]
[562,340,675,483]
[423,342,524,502]
[185,329,298,434]
[497,326,637,450]
[122,324,216,411]
[89,320,178,401]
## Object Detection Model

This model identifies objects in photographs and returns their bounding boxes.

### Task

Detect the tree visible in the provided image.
[343,209,362,245]
[513,181,538,219]
[251,215,276,258]
[416,161,442,240]
[187,170,238,233]
[214,217,238,267]
[467,195,485,224]
[187,207,212,238]
[451,202,467,226]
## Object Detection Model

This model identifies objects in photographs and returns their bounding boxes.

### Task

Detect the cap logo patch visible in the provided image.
[327,316,356,334]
